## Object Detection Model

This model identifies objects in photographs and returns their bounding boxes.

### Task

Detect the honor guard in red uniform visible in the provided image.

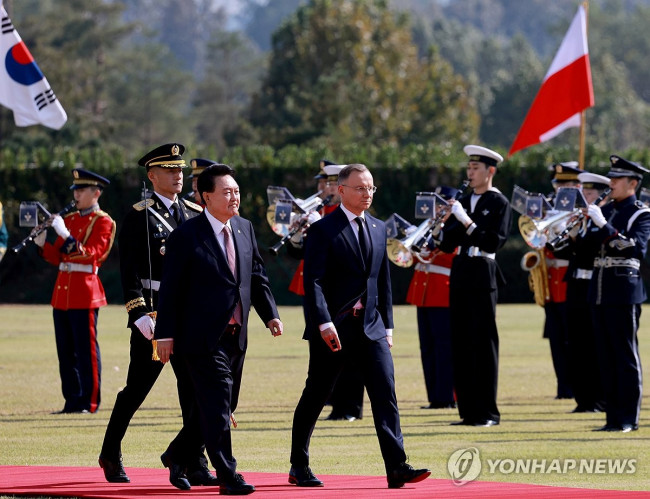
[99,144,214,488]
[543,162,582,400]
[406,185,458,409]
[35,169,115,414]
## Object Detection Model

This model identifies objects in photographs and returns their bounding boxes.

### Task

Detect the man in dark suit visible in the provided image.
[289,164,430,489]
[581,155,650,433]
[99,144,212,489]
[438,145,511,427]
[155,163,283,495]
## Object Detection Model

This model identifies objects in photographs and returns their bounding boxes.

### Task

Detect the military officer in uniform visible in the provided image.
[35,169,116,414]
[183,158,215,207]
[438,145,511,427]
[406,185,458,410]
[565,171,609,413]
[581,155,650,432]
[99,144,215,488]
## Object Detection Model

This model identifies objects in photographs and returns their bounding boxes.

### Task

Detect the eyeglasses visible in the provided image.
[341,184,377,194]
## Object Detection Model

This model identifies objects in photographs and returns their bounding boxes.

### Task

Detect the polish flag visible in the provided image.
[508,5,593,156]
[0,3,67,130]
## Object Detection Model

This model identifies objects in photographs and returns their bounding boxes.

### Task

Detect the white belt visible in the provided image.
[593,257,640,270]
[414,262,451,276]
[141,278,161,291]
[58,262,97,274]
[546,258,569,268]
[465,246,495,259]
[573,269,593,280]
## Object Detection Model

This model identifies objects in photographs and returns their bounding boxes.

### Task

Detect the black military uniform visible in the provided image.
[99,144,210,486]
[439,145,511,427]
[564,172,609,413]
[581,156,650,432]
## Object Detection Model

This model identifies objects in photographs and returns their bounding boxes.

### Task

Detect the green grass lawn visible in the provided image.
[0,303,648,491]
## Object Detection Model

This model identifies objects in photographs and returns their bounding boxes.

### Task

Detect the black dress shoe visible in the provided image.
[98,455,130,483]
[593,424,620,432]
[422,402,456,409]
[219,473,255,495]
[621,424,639,433]
[187,465,220,486]
[51,408,89,414]
[288,466,324,487]
[387,462,431,488]
[473,419,499,427]
[160,452,191,490]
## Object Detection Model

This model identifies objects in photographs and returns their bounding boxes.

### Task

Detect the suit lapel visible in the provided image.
[198,213,236,284]
[336,209,366,268]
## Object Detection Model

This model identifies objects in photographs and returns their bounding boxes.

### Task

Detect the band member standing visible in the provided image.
[581,155,650,432]
[183,158,214,206]
[155,164,283,496]
[289,164,430,489]
[35,169,115,414]
[438,145,511,427]
[565,171,609,413]
[99,144,213,489]
[543,162,582,400]
[406,185,458,410]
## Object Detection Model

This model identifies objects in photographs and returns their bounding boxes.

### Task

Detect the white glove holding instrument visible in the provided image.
[451,202,472,227]
[134,315,155,340]
[50,215,71,240]
[587,204,607,228]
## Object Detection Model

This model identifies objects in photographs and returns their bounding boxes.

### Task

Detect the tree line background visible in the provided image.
[1,0,650,305]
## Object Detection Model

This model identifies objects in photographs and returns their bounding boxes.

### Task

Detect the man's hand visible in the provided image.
[134,315,155,340]
[321,326,341,352]
[588,204,607,228]
[156,339,173,364]
[267,318,283,337]
[50,215,71,240]
[33,230,46,247]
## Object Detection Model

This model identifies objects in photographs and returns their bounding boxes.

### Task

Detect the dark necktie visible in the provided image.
[355,217,370,266]
[170,202,183,225]
[222,225,242,324]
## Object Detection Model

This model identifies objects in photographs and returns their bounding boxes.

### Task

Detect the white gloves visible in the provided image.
[588,204,607,228]
[33,230,46,247]
[290,211,321,246]
[134,314,155,340]
[451,202,472,227]
[305,211,321,225]
[50,215,71,240]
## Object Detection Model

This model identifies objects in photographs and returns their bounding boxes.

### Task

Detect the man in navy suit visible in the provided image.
[155,164,283,495]
[289,164,430,489]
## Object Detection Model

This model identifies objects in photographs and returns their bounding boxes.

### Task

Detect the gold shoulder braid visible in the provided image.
[183,199,203,212]
[133,199,155,211]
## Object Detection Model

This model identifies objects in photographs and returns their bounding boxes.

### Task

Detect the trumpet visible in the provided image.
[12,200,77,253]
[545,188,611,251]
[387,218,435,268]
[269,195,332,255]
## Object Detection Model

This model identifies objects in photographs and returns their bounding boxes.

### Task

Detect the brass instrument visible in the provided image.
[520,250,549,306]
[269,195,332,255]
[12,200,77,253]
[266,189,323,238]
[387,218,435,268]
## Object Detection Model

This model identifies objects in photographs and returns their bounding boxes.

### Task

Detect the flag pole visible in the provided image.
[578,1,589,169]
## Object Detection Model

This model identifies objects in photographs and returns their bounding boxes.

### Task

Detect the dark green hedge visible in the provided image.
[1,143,648,305]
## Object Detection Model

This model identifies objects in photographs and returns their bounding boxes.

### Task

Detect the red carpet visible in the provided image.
[0,465,647,498]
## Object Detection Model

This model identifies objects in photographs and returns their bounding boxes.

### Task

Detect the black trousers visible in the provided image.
[327,363,365,419]
[290,315,407,473]
[416,306,454,405]
[544,302,573,399]
[101,327,206,470]
[53,308,101,413]
[592,304,642,427]
[181,327,246,480]
[450,286,500,423]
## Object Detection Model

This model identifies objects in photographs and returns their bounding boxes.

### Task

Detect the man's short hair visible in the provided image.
[338,164,368,185]
[197,164,235,204]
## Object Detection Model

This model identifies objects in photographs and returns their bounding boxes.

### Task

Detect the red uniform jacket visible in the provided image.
[40,208,116,310]
[406,249,455,308]
[545,249,568,303]
[289,203,338,296]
